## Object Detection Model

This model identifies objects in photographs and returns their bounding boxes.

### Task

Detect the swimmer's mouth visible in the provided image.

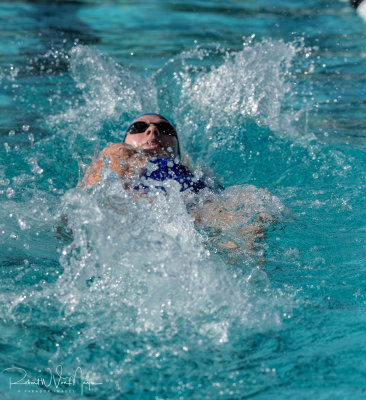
[143,140,162,149]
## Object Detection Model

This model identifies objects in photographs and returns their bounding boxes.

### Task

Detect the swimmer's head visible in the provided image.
[124,113,181,159]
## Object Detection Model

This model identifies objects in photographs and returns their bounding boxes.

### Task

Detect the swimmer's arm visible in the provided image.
[79,143,141,187]
[80,156,103,187]
[191,200,273,252]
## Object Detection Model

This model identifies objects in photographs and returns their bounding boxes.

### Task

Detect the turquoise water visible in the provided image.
[0,0,366,399]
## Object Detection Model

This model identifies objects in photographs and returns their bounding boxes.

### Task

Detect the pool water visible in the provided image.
[0,0,365,399]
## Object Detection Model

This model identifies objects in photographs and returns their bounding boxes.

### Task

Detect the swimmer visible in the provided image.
[82,113,205,193]
[81,113,277,260]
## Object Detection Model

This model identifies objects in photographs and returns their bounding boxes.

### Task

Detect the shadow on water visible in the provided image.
[24,0,99,54]
[17,0,99,79]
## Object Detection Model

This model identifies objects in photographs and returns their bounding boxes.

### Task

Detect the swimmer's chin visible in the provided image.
[141,143,161,150]
[139,147,174,157]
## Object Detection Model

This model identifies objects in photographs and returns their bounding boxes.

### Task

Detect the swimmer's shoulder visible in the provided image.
[100,142,137,158]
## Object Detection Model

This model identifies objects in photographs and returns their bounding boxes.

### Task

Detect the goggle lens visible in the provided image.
[127,121,177,137]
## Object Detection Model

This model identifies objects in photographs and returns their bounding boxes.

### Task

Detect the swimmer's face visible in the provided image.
[124,115,179,158]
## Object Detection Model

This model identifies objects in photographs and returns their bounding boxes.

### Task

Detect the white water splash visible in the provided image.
[47,45,159,146]
[0,40,295,351]
[154,38,313,163]
[52,178,287,340]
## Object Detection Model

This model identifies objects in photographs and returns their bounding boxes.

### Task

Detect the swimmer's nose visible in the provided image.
[145,123,160,137]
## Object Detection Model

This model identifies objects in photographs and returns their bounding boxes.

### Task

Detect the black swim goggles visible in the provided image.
[126,121,177,137]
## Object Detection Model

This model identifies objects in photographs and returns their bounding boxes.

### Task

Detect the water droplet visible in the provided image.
[17,216,29,230]
[6,187,15,198]
[28,133,34,146]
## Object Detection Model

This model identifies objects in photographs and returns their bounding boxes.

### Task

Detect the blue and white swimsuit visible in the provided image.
[136,157,207,194]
